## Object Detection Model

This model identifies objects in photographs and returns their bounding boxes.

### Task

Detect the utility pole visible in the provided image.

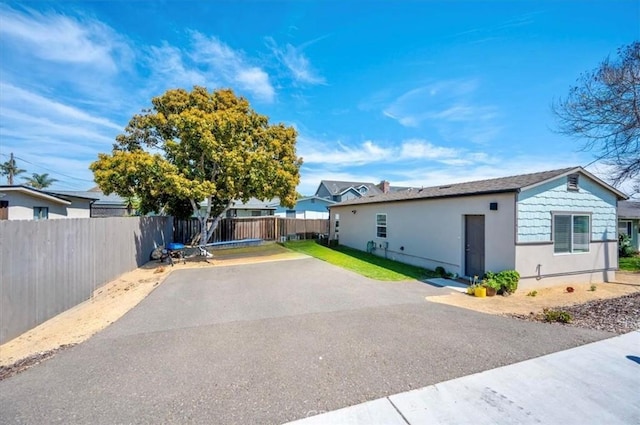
[8,152,15,185]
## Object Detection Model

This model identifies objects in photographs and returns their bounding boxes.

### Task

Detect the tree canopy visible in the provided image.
[553,41,640,189]
[91,86,302,246]
[1,154,26,185]
[22,173,58,189]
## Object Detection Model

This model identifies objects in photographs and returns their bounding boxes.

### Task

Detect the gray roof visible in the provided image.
[49,190,125,206]
[331,166,625,207]
[319,180,384,196]
[229,197,277,210]
[619,201,640,219]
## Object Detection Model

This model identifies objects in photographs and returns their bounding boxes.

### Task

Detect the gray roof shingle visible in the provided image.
[619,201,640,219]
[319,180,384,196]
[331,167,598,206]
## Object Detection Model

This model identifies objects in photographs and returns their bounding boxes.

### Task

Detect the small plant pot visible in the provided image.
[485,287,497,297]
[474,286,487,298]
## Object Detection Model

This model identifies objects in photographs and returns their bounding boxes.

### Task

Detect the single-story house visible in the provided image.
[329,167,627,289]
[52,190,130,217]
[0,185,97,220]
[618,200,640,251]
[224,198,276,218]
[270,196,336,219]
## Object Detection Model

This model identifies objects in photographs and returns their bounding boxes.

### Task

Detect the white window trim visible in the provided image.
[376,213,387,238]
[552,213,591,255]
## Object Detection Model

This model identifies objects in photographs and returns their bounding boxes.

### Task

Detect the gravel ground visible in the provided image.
[511,292,640,334]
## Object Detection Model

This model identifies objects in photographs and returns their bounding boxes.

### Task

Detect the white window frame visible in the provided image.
[376,213,387,238]
[619,220,632,237]
[334,213,340,233]
[553,213,590,254]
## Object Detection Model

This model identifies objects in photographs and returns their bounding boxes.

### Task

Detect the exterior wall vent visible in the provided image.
[567,174,579,191]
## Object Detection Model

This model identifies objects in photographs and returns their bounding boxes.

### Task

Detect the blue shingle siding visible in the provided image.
[517,175,617,242]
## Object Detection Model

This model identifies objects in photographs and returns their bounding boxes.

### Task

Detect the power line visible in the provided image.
[0,153,95,183]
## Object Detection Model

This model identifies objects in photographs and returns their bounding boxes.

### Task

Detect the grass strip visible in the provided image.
[619,256,640,272]
[283,240,437,281]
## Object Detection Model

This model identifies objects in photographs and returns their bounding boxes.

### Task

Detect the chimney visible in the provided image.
[378,180,390,194]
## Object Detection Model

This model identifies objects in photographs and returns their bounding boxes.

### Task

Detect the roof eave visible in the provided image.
[329,188,518,208]
[0,186,72,205]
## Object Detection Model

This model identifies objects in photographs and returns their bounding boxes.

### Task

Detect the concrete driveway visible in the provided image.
[0,258,612,424]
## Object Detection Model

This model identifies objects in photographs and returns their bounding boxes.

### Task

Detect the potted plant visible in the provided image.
[483,277,500,297]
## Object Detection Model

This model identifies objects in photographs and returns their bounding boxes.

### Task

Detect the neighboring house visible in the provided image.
[618,200,640,251]
[224,198,276,217]
[53,190,130,217]
[0,185,97,220]
[329,167,627,289]
[270,196,336,219]
[315,180,384,202]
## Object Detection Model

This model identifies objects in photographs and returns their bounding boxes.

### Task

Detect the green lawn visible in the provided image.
[619,256,640,272]
[283,240,438,281]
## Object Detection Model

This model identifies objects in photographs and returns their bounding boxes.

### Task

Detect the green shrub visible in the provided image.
[488,270,520,294]
[619,233,636,258]
[589,284,597,292]
[526,290,538,297]
[543,309,572,324]
[435,266,446,277]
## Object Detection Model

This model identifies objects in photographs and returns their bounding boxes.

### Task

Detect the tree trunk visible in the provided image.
[191,198,232,256]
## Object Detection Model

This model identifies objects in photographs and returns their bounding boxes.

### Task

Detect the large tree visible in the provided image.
[91,86,302,248]
[553,41,640,188]
[22,173,58,189]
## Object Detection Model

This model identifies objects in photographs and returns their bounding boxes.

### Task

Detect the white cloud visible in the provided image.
[0,5,132,73]
[266,37,325,85]
[298,136,493,168]
[190,33,275,102]
[382,79,502,144]
[147,43,208,88]
[1,83,122,131]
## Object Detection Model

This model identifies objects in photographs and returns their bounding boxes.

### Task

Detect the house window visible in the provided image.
[251,210,262,217]
[286,210,296,218]
[335,213,340,233]
[359,186,368,194]
[376,213,387,238]
[554,214,590,253]
[567,174,579,191]
[619,221,632,237]
[34,206,49,220]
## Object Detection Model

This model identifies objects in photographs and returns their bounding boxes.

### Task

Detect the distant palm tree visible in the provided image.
[0,155,26,185]
[22,173,58,189]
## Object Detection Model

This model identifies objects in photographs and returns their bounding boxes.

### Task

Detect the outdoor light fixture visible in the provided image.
[351,209,357,214]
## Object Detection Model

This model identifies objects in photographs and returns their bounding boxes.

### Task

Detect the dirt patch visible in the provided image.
[0,243,306,373]
[427,272,640,332]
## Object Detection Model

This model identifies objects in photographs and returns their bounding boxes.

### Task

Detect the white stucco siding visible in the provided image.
[331,193,516,276]
[2,192,71,220]
[517,175,618,242]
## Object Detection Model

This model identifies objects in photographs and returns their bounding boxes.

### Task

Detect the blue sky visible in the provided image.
[0,1,638,195]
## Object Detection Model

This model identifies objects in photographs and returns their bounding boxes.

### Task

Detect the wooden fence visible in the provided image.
[173,217,329,244]
[0,216,173,344]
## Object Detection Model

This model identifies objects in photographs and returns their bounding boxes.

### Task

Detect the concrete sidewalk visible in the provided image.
[287,331,640,425]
